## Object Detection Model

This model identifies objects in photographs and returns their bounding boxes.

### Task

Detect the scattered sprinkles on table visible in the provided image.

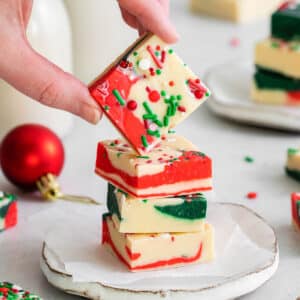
[89,33,210,154]
[0,191,17,232]
[244,156,254,163]
[286,147,300,182]
[0,282,41,300]
[246,192,258,200]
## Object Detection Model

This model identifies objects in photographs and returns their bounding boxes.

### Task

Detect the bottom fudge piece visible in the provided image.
[286,148,300,181]
[252,68,300,106]
[0,282,41,299]
[102,213,215,271]
[0,191,17,232]
[107,184,207,233]
[291,193,300,232]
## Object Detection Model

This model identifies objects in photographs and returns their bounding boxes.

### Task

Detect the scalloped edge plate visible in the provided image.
[40,203,279,300]
[205,61,300,132]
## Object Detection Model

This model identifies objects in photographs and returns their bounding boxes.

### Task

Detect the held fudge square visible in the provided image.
[89,33,210,154]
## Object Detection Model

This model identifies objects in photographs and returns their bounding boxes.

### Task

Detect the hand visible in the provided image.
[118,0,179,43]
[0,0,102,124]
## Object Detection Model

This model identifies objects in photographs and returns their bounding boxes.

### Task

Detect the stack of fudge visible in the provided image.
[252,1,300,105]
[291,193,300,232]
[190,0,281,23]
[89,34,215,271]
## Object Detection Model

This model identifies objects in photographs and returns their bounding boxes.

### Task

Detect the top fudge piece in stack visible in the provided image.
[189,0,281,23]
[89,33,210,154]
[252,1,300,105]
[95,134,212,198]
[0,191,17,232]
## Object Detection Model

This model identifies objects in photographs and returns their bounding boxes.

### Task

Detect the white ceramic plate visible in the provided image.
[205,61,300,131]
[40,203,279,300]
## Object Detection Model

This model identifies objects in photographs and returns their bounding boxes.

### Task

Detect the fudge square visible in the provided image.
[286,148,300,181]
[102,213,215,272]
[190,0,281,23]
[107,183,207,233]
[291,193,300,232]
[272,1,300,42]
[0,191,17,232]
[95,135,212,198]
[89,33,210,154]
[255,38,300,79]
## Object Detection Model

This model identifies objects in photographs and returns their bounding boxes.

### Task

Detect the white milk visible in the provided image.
[0,0,73,139]
[64,0,136,83]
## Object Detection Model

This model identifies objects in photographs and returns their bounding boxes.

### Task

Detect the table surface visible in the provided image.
[1,1,300,299]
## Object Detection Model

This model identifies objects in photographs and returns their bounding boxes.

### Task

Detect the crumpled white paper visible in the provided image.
[42,202,275,289]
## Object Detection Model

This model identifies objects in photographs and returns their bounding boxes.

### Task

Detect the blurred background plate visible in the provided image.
[205,61,300,132]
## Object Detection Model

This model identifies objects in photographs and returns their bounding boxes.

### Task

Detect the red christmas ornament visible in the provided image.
[0,124,64,189]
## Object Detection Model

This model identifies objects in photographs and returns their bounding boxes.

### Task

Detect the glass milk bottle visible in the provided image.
[0,0,73,139]
[64,0,136,83]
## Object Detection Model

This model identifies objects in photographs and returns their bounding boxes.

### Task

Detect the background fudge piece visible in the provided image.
[102,213,215,272]
[252,67,300,105]
[0,282,41,299]
[291,193,300,232]
[190,0,281,23]
[272,1,300,42]
[89,33,210,154]
[255,38,300,79]
[286,148,300,181]
[107,183,207,233]
[95,135,212,198]
[0,191,17,232]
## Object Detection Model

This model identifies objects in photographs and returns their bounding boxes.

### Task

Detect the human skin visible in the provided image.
[0,0,178,124]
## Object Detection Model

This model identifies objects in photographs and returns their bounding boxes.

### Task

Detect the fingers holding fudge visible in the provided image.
[118,0,179,43]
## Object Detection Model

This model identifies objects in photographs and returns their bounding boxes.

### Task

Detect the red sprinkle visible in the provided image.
[178,106,186,112]
[149,90,160,102]
[195,79,200,84]
[229,37,240,48]
[194,90,204,99]
[171,236,175,242]
[156,45,161,51]
[161,50,166,63]
[169,81,175,87]
[114,139,119,145]
[146,160,152,164]
[247,192,257,200]
[278,0,295,11]
[127,100,137,110]
[120,60,129,68]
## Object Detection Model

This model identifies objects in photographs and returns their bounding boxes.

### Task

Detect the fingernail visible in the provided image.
[88,108,102,125]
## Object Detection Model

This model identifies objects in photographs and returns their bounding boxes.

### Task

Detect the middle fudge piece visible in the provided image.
[95,135,212,198]
[107,183,207,233]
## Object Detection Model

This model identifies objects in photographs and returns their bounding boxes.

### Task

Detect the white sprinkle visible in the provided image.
[160,233,171,239]
[0,191,4,198]
[167,138,176,143]
[139,58,151,70]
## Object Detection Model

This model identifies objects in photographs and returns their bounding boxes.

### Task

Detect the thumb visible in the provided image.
[0,40,102,124]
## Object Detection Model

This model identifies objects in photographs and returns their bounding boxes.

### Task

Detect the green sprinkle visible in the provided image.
[168,49,174,54]
[288,148,299,156]
[170,95,176,101]
[168,129,176,134]
[141,135,148,148]
[185,79,189,84]
[153,119,163,127]
[143,114,156,120]
[156,69,162,75]
[142,199,148,203]
[291,44,300,51]
[177,95,182,100]
[155,51,160,56]
[110,142,116,147]
[164,116,169,126]
[104,105,110,111]
[147,129,161,137]
[112,89,126,106]
[136,155,150,159]
[133,51,138,56]
[143,102,153,114]
[271,42,279,48]
[136,60,140,66]
[167,106,173,117]
[244,156,254,163]
[206,91,210,97]
[161,90,167,97]
[117,152,123,158]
